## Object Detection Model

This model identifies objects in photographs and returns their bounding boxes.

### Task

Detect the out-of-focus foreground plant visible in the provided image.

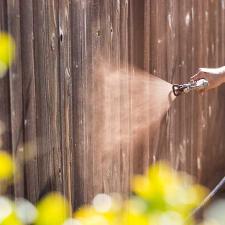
[74,163,208,225]
[0,32,15,77]
[0,151,14,182]
[1,155,220,225]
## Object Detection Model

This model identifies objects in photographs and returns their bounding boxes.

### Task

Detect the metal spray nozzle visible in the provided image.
[172,79,208,96]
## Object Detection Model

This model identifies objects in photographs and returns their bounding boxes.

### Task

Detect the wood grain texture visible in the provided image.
[0,0,11,154]
[20,0,39,202]
[0,0,225,208]
[58,0,73,205]
[7,0,24,197]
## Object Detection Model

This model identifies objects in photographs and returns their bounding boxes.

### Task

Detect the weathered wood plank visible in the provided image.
[7,0,24,198]
[0,0,7,31]
[0,0,11,154]
[33,0,62,198]
[91,0,103,200]
[165,0,179,169]
[129,0,148,176]
[58,0,73,205]
[71,0,91,207]
[149,0,168,163]
[178,0,193,172]
[119,0,130,195]
[20,0,39,203]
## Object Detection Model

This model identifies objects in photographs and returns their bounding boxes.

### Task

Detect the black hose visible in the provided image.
[189,176,225,218]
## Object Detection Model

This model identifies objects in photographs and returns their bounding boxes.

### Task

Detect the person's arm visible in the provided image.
[191,66,225,91]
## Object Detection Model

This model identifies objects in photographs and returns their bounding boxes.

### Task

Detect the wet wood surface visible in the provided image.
[0,0,225,208]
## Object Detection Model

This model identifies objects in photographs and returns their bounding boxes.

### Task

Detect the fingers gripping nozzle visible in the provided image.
[172,79,208,96]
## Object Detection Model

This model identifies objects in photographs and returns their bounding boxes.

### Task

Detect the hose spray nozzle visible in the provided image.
[172,79,208,96]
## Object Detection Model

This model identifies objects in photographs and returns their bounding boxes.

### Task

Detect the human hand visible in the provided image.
[191,67,225,91]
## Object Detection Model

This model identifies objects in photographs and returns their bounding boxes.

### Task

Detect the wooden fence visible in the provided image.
[0,0,225,209]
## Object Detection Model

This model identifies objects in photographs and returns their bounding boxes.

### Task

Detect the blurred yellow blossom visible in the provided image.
[74,206,112,225]
[34,192,70,225]
[0,197,22,225]
[121,198,149,225]
[132,162,208,219]
[73,163,208,225]
[0,160,213,225]
[74,194,122,225]
[0,32,15,77]
[0,213,22,225]
[0,150,14,181]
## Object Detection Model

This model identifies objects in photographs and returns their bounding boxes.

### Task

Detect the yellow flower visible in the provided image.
[74,194,121,225]
[132,162,208,217]
[0,213,22,225]
[132,162,179,211]
[0,197,22,225]
[34,192,70,225]
[121,198,149,225]
[148,211,185,225]
[74,206,111,225]
[0,32,15,77]
[122,210,148,225]
[74,204,120,225]
[0,151,14,181]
